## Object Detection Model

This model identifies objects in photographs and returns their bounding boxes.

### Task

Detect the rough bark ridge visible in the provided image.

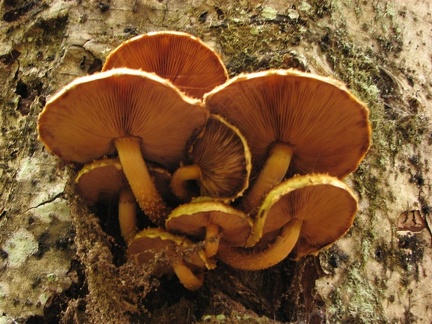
[1,0,431,323]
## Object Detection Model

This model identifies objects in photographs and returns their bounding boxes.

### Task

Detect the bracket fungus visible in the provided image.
[102,31,228,99]
[217,174,358,270]
[170,114,251,202]
[38,68,208,224]
[204,69,371,212]
[128,228,215,290]
[165,200,253,257]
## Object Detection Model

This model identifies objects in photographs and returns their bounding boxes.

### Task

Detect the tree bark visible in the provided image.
[1,0,431,323]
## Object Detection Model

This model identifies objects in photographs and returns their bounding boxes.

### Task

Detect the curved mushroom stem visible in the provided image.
[170,164,202,201]
[115,137,171,225]
[204,223,221,257]
[217,219,302,270]
[242,143,293,213]
[172,260,204,290]
[118,187,138,243]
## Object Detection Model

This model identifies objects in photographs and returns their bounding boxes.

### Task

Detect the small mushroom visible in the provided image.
[38,68,208,224]
[128,228,214,290]
[75,158,138,242]
[102,31,228,98]
[75,159,175,242]
[170,114,251,202]
[253,174,358,256]
[204,69,371,212]
[217,174,358,269]
[165,199,253,257]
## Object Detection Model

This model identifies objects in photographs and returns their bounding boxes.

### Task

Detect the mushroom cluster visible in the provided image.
[37,31,371,290]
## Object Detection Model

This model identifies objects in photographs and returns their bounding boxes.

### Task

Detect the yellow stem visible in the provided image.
[118,187,138,243]
[170,164,202,201]
[115,137,170,225]
[218,219,302,270]
[204,223,220,258]
[172,260,204,291]
[242,143,293,213]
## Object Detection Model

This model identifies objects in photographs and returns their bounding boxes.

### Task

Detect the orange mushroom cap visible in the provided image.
[218,174,358,270]
[128,228,215,290]
[38,68,208,223]
[251,174,358,257]
[75,158,128,205]
[102,31,228,98]
[165,200,253,257]
[75,158,138,242]
[205,69,371,178]
[75,159,176,205]
[38,68,207,169]
[204,69,371,211]
[170,114,252,202]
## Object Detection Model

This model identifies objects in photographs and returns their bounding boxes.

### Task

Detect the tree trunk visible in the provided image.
[1,0,431,323]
